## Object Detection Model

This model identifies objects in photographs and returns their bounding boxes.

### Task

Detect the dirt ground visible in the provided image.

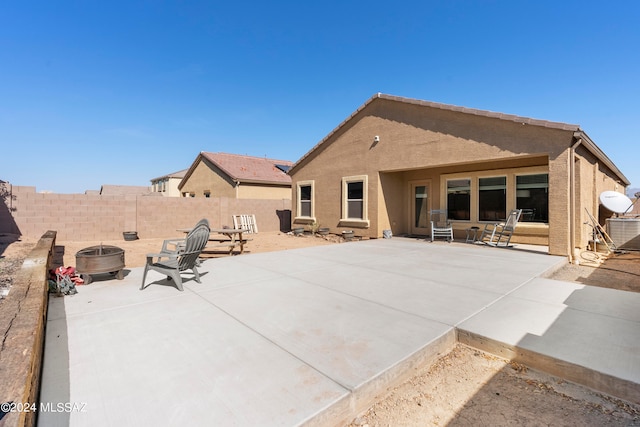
[1,233,639,425]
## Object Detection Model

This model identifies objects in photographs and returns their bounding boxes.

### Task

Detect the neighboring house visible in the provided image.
[288,93,630,258]
[179,152,292,199]
[99,185,151,195]
[150,169,187,197]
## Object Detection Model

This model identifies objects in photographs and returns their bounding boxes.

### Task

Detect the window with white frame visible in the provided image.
[516,173,548,223]
[341,175,368,221]
[479,176,506,221]
[297,181,314,218]
[447,179,471,220]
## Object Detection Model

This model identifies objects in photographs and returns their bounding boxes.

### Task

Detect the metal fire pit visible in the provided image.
[75,245,125,284]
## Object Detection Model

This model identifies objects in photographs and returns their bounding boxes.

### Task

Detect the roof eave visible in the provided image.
[237,178,291,186]
[178,152,205,190]
[573,130,630,186]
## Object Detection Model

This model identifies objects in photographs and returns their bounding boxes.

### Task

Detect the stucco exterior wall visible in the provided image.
[237,184,291,200]
[180,159,237,198]
[179,158,292,200]
[290,98,627,257]
[292,100,568,231]
[573,146,625,248]
[164,177,183,197]
[151,177,183,197]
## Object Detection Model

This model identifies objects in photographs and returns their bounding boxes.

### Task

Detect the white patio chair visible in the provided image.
[430,209,454,242]
[480,209,523,247]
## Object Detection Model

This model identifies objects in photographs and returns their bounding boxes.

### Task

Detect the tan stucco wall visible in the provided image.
[237,184,291,199]
[165,177,183,197]
[180,158,292,200]
[573,146,625,252]
[290,98,625,257]
[151,177,183,197]
[180,158,237,198]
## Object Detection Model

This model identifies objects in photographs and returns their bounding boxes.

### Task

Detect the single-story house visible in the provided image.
[288,93,630,258]
[179,152,293,199]
[150,169,188,197]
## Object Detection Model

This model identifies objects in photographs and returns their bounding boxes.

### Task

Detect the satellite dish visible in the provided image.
[599,191,633,214]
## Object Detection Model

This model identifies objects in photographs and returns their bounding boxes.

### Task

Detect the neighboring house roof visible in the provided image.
[151,169,188,182]
[180,152,293,189]
[99,185,151,195]
[289,93,629,185]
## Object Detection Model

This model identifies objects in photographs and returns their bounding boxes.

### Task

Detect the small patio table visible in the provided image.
[465,226,480,243]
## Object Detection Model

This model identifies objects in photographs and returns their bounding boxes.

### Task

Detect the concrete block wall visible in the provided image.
[6,186,128,241]
[1,186,292,241]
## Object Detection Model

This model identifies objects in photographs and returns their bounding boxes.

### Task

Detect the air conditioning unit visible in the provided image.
[606,218,640,250]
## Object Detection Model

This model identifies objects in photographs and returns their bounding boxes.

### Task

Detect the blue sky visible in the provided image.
[1,1,639,194]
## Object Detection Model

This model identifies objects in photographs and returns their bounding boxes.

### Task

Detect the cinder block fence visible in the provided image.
[1,186,292,241]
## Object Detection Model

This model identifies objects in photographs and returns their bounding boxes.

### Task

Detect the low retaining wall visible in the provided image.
[0,231,55,427]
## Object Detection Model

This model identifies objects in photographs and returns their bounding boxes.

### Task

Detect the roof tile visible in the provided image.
[201,152,292,184]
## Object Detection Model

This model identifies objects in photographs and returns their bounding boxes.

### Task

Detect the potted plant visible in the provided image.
[342,230,354,241]
[317,227,330,236]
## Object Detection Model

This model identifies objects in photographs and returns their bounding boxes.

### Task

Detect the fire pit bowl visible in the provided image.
[76,245,125,284]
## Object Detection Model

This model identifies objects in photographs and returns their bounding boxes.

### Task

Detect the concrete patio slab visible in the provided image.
[38,238,640,426]
[458,276,640,404]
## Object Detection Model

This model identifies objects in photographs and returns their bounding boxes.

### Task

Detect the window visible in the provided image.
[298,182,313,218]
[204,191,211,198]
[347,181,363,219]
[479,176,506,221]
[447,179,470,220]
[516,174,548,223]
[341,175,368,224]
[414,185,428,228]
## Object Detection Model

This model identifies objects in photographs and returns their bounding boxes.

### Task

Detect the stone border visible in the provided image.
[0,231,55,427]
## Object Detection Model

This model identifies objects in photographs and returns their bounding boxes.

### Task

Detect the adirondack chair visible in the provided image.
[140,219,210,291]
[480,209,523,247]
[158,218,209,263]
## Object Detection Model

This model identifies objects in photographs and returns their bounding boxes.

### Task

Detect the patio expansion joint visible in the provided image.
[189,290,353,393]
[50,292,194,320]
[291,275,458,328]
[451,275,541,328]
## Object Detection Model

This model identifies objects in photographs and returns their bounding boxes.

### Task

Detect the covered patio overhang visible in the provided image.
[377,155,551,248]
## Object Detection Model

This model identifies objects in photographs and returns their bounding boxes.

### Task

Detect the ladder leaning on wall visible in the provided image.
[584,208,616,254]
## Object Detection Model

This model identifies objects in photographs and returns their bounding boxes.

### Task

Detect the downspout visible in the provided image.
[569,136,583,264]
